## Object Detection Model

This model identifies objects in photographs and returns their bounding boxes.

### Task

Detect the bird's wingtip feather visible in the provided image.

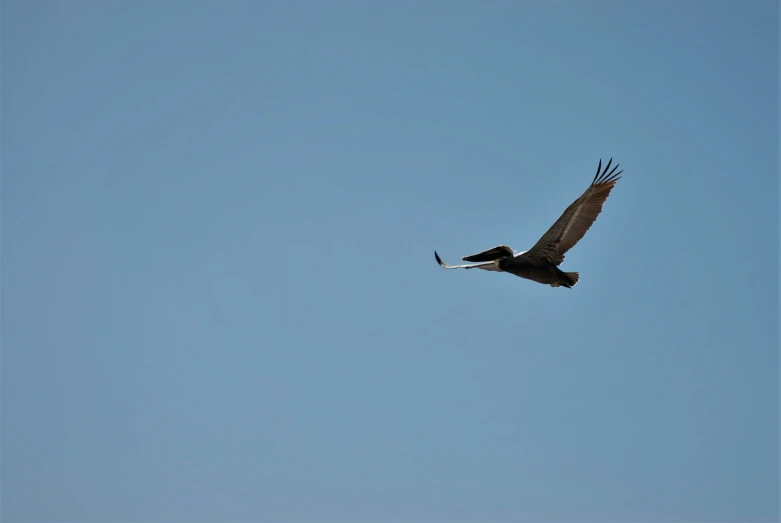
[592,158,603,183]
[592,157,623,185]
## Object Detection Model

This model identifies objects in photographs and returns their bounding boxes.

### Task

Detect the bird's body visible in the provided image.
[434,158,623,288]
[434,247,581,288]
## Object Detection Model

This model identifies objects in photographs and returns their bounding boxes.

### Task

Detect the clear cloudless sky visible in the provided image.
[2,1,778,522]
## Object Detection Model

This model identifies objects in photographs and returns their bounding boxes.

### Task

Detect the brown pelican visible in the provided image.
[434,158,623,288]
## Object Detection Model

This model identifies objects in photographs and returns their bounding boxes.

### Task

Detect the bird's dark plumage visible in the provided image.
[433,158,623,288]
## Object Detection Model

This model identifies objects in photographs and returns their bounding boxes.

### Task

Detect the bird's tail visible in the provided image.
[552,271,580,288]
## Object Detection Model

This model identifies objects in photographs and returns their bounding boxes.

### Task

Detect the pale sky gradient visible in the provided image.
[2,1,778,522]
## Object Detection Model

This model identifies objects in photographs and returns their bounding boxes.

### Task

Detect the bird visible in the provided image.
[433,158,623,288]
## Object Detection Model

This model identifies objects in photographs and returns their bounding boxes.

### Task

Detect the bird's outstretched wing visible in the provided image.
[462,245,514,262]
[526,158,622,266]
[434,251,503,272]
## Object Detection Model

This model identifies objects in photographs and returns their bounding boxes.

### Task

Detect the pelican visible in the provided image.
[434,158,623,288]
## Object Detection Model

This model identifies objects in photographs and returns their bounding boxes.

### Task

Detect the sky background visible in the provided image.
[2,1,778,522]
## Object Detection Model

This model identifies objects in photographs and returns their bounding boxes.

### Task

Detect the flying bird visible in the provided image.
[434,158,623,288]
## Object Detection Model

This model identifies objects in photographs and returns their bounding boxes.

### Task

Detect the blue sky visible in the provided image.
[2,1,778,521]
